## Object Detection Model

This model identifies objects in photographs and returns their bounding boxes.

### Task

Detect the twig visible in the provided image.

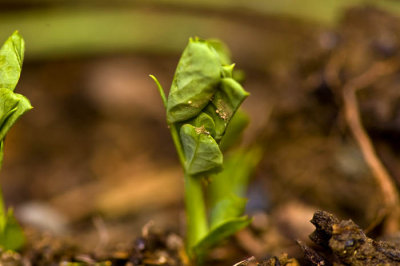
[341,60,399,233]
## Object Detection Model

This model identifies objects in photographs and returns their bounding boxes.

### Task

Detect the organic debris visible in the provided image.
[301,210,400,265]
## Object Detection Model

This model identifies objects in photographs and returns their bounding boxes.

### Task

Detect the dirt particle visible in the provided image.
[195,125,210,135]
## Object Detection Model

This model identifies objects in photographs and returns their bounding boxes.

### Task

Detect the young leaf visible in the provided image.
[167,38,221,124]
[0,88,32,142]
[221,64,235,78]
[188,112,216,138]
[180,124,222,176]
[209,194,247,229]
[209,149,262,201]
[219,109,249,151]
[193,216,251,256]
[0,31,24,91]
[205,77,249,141]
[208,148,262,229]
[207,39,232,66]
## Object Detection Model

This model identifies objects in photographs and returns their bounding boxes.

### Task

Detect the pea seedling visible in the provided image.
[151,37,257,262]
[0,31,32,250]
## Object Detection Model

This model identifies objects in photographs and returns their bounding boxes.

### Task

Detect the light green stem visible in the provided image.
[184,172,208,256]
[151,75,208,259]
[170,118,208,258]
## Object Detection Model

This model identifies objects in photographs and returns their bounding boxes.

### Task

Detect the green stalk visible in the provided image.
[170,119,208,259]
[151,75,208,258]
[183,172,208,257]
[169,124,186,167]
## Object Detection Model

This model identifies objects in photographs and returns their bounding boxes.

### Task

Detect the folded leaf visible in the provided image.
[205,77,249,141]
[188,112,216,138]
[180,124,222,176]
[207,39,232,66]
[193,216,251,256]
[167,38,221,123]
[0,31,24,91]
[0,88,32,142]
[219,110,249,151]
[221,64,235,78]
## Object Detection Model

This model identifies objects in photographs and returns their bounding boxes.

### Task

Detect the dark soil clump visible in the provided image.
[302,211,400,266]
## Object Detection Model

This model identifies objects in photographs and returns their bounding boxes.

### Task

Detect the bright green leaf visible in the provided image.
[0,31,24,91]
[221,64,235,78]
[208,148,262,230]
[210,148,262,202]
[188,112,216,138]
[207,39,232,66]
[0,88,32,142]
[193,216,251,256]
[180,124,222,176]
[209,195,247,229]
[167,38,221,123]
[219,109,249,151]
[205,77,249,141]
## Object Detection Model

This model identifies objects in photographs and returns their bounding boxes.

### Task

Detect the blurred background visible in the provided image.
[2,0,400,263]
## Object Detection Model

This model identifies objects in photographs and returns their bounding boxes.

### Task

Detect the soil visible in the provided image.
[2,4,400,266]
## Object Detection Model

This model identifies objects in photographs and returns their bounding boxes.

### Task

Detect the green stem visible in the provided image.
[169,124,186,167]
[151,75,208,260]
[170,120,208,259]
[184,172,208,257]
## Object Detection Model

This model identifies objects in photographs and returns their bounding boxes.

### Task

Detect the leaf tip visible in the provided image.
[149,74,167,109]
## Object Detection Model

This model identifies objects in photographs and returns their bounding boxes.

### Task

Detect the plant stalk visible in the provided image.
[184,172,208,255]
[151,75,208,258]
[170,123,208,257]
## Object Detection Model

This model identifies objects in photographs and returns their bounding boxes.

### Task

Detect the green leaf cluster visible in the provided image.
[0,31,32,251]
[168,37,249,177]
[152,37,258,262]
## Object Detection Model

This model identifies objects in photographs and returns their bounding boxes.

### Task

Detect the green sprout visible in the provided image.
[151,37,259,262]
[0,31,32,251]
